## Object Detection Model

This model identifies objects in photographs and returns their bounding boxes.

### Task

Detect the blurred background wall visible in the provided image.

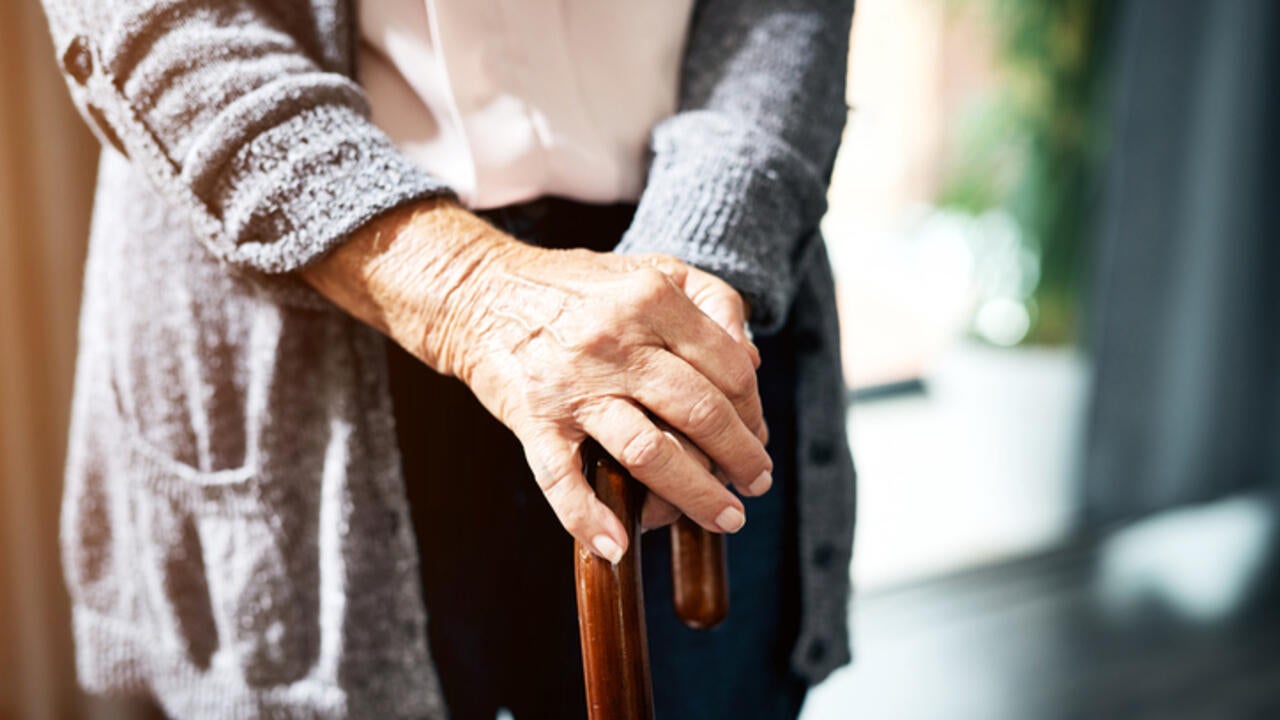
[823,0,1110,589]
[0,0,98,717]
[1085,0,1280,524]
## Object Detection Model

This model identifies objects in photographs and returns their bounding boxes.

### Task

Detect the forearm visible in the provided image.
[299,198,512,379]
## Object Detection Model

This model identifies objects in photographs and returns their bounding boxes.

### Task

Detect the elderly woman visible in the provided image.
[42,0,856,717]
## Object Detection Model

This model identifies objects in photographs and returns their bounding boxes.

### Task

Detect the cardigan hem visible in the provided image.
[73,607,357,720]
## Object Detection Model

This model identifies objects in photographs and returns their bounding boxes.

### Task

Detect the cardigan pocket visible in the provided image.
[103,295,326,686]
[120,423,322,688]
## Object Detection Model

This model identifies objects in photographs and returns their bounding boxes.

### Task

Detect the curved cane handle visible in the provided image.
[670,517,729,629]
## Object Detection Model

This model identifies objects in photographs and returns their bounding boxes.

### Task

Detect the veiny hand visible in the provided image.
[446,243,773,562]
[301,199,772,563]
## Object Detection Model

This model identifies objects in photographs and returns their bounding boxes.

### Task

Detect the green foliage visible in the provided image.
[939,0,1112,344]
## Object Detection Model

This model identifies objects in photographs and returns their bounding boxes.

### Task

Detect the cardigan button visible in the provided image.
[811,542,836,570]
[805,639,828,664]
[62,36,94,85]
[808,438,837,466]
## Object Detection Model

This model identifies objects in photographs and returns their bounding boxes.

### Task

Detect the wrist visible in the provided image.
[299,197,518,378]
[396,206,510,378]
[442,238,547,387]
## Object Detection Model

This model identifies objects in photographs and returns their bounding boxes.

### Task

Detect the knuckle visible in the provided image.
[637,265,669,287]
[668,430,711,470]
[537,461,575,496]
[646,254,684,275]
[726,359,758,400]
[573,318,614,353]
[628,268,673,308]
[568,319,636,361]
[686,393,730,437]
[559,501,590,535]
[620,427,669,474]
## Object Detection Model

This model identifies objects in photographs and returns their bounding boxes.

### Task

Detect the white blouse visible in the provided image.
[359,0,695,210]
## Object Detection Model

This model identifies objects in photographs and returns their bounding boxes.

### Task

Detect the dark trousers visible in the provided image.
[388,199,806,719]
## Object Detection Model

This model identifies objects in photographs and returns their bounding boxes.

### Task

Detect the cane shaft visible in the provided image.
[575,443,655,720]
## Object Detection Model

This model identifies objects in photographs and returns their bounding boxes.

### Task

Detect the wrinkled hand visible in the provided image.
[301,200,771,563]
[444,244,772,562]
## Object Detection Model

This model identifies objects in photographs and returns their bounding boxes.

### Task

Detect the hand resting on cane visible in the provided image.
[300,198,773,563]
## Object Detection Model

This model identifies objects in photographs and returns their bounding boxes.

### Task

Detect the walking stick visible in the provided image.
[575,440,730,719]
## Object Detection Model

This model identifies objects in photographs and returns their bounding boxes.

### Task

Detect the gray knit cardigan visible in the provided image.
[41,0,857,716]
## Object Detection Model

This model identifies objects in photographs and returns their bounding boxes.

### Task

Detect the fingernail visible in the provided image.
[593,534,624,564]
[747,471,773,496]
[715,506,746,533]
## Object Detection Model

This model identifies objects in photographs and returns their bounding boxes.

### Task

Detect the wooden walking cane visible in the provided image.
[574,440,730,719]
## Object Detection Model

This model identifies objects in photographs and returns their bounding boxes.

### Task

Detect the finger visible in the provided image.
[661,423,764,492]
[642,426,716,530]
[656,422,713,471]
[672,274,766,442]
[622,257,764,440]
[521,430,631,563]
[660,422,768,497]
[641,493,681,532]
[660,422,766,502]
[580,398,746,534]
[631,352,773,496]
[641,464,743,530]
[628,259,765,437]
[656,309,767,444]
[698,294,760,369]
[684,268,761,368]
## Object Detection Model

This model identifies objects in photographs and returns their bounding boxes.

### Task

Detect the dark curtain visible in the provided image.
[1085,0,1280,523]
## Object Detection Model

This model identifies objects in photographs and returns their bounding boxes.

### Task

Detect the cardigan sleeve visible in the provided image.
[39,0,453,273]
[615,0,854,333]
